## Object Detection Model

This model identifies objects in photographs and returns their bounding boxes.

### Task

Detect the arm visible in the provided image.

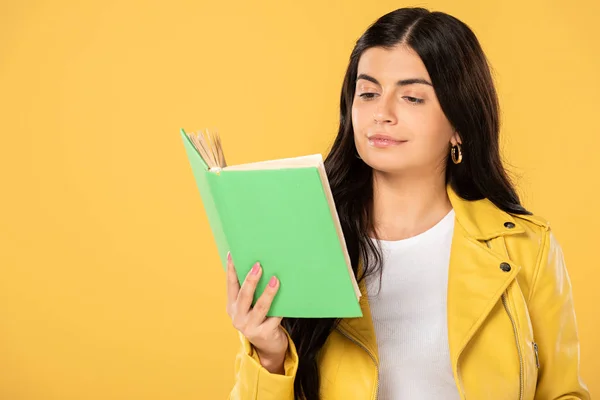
[528,229,590,400]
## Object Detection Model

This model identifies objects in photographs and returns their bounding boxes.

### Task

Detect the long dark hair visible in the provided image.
[282,7,530,399]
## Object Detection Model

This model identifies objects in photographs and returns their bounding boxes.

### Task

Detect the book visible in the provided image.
[179,128,362,318]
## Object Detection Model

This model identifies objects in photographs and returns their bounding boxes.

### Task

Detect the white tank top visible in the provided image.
[365,208,460,400]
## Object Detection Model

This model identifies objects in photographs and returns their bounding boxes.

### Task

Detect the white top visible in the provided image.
[365,208,460,400]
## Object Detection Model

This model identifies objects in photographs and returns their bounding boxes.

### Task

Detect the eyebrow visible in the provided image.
[357,73,433,87]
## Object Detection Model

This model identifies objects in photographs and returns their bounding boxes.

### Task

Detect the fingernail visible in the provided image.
[251,262,261,275]
[227,251,231,262]
[268,276,278,288]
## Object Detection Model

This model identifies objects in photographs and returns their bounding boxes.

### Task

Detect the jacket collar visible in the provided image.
[446,184,525,240]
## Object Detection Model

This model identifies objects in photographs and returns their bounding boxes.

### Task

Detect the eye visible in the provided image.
[403,96,424,104]
[358,93,378,100]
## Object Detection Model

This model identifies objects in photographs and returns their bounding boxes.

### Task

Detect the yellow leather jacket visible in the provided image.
[229,186,590,399]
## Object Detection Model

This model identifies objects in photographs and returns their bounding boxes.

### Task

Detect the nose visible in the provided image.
[373,94,397,125]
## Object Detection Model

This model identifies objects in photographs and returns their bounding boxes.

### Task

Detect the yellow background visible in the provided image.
[1,1,598,398]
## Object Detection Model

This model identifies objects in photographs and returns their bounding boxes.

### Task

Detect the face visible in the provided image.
[351,44,461,175]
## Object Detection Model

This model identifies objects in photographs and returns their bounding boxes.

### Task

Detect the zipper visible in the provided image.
[335,326,379,400]
[457,361,467,399]
[484,240,523,400]
[533,342,540,369]
[502,293,524,400]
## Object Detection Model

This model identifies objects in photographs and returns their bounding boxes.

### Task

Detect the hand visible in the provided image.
[225,252,289,374]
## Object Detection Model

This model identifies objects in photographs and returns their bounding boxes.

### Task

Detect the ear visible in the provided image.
[450,131,462,146]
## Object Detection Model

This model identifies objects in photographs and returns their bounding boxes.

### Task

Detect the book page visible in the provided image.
[316,163,361,300]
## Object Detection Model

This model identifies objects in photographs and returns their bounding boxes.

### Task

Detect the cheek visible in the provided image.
[351,105,364,146]
[402,110,455,166]
[414,110,453,145]
[351,104,371,151]
[351,98,378,125]
[351,103,364,131]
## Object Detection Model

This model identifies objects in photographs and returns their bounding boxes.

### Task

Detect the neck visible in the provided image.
[371,169,452,241]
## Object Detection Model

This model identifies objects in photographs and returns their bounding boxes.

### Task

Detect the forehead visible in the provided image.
[357,45,431,83]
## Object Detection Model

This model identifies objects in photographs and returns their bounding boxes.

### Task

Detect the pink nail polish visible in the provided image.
[268,276,278,288]
[251,262,261,275]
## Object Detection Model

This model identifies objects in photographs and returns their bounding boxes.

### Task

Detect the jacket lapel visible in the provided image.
[337,277,379,364]
[446,223,521,366]
[446,186,524,373]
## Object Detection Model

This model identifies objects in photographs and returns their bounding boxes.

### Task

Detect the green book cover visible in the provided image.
[179,128,362,318]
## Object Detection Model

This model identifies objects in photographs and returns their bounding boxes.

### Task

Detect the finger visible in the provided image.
[226,252,240,307]
[248,275,280,325]
[261,316,284,332]
[237,262,262,313]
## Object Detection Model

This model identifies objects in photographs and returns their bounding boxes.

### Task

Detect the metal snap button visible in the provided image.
[504,222,515,229]
[500,262,511,272]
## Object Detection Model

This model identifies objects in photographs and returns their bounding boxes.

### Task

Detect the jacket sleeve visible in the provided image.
[228,327,299,400]
[528,229,590,400]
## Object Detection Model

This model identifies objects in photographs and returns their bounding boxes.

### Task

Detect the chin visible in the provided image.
[361,154,411,174]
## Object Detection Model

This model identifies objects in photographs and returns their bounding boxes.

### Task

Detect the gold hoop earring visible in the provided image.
[451,143,463,164]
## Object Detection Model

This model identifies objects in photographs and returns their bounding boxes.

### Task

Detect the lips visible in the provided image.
[368,134,405,141]
[367,134,407,148]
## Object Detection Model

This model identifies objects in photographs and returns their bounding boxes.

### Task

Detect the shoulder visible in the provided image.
[506,211,560,300]
[512,212,551,231]
[508,210,554,255]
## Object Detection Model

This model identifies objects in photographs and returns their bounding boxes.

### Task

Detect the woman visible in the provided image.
[225,7,590,400]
